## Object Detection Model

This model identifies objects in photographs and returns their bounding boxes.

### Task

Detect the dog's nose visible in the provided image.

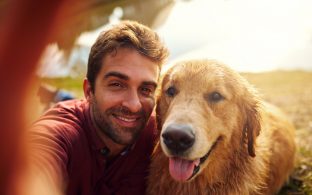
[162,124,195,154]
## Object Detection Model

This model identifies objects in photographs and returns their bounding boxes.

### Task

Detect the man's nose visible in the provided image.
[122,90,142,113]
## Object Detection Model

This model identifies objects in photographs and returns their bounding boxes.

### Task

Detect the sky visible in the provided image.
[39,0,312,77]
[156,0,312,72]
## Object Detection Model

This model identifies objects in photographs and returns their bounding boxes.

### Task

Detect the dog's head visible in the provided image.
[156,60,261,182]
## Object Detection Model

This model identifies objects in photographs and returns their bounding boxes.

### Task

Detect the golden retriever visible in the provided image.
[147,60,296,195]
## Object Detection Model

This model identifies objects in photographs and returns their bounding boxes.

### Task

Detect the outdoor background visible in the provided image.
[19,0,312,194]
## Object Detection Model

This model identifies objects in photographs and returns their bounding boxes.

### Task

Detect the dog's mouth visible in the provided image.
[168,136,221,182]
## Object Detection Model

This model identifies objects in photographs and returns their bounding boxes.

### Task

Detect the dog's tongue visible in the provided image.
[169,157,200,182]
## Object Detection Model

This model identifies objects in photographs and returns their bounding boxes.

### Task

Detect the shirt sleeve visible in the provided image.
[27,119,72,195]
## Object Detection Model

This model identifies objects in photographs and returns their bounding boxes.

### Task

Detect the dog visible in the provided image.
[147,60,296,195]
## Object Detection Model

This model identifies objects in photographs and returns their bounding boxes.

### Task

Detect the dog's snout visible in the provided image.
[162,124,195,154]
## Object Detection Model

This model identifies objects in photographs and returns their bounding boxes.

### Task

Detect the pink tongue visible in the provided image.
[169,157,199,182]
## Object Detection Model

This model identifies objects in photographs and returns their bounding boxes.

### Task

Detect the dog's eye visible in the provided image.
[208,92,224,102]
[165,86,176,97]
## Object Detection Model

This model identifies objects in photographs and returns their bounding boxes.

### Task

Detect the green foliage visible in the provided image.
[40,76,84,98]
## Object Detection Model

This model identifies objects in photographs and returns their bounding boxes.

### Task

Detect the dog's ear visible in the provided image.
[244,103,261,157]
[239,79,261,157]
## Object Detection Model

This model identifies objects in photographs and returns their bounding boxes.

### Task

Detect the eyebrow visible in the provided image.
[142,81,157,89]
[104,71,129,80]
[104,71,158,88]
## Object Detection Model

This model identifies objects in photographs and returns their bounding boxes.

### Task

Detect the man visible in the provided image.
[28,20,168,195]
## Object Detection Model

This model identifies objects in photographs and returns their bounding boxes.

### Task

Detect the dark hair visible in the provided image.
[87,20,169,92]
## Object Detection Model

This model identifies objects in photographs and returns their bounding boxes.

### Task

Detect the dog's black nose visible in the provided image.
[162,124,195,154]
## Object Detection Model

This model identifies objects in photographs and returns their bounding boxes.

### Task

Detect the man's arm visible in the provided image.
[26,123,70,195]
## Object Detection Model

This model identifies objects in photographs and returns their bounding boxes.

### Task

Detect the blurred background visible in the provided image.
[36,0,312,78]
[0,0,311,194]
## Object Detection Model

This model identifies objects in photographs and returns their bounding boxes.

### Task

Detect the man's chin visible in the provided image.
[98,116,145,145]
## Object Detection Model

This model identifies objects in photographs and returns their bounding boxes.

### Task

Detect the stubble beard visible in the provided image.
[90,97,148,146]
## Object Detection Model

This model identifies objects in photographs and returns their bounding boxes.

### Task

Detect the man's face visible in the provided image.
[84,47,159,146]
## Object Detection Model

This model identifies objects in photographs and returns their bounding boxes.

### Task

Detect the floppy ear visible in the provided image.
[244,102,261,157]
[240,85,262,157]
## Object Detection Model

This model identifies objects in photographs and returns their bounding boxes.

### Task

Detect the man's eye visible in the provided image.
[108,82,123,88]
[141,87,154,96]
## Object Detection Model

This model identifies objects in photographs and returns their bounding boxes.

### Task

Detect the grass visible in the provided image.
[40,70,312,194]
[41,76,84,98]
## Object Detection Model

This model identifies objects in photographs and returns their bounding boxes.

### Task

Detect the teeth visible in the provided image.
[116,116,137,122]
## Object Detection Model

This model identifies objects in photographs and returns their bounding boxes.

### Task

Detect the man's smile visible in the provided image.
[112,114,142,128]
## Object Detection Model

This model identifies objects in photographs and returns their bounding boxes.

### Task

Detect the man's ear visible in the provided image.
[83,79,92,101]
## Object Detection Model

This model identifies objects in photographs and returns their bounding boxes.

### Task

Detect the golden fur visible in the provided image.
[147,60,296,195]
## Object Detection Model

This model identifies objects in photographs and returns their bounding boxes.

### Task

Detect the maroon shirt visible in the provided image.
[29,99,158,195]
